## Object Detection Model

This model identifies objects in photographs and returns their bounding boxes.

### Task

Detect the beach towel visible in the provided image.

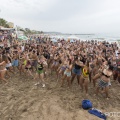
[88,108,107,120]
[82,100,92,110]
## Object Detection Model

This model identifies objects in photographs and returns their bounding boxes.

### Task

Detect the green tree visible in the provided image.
[0,18,9,27]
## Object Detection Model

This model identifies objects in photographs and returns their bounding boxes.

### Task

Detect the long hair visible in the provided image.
[86,60,89,67]
[68,59,72,65]
[2,55,8,63]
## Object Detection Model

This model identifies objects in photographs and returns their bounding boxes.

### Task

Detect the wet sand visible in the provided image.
[0,72,120,120]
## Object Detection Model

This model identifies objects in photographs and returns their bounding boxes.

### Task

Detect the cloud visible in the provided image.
[0,0,120,33]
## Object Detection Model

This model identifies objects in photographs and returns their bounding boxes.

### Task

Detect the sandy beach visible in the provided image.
[1,0,120,120]
[0,71,120,120]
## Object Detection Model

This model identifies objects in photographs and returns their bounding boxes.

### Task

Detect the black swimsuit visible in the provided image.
[74,63,81,70]
[38,63,43,71]
[102,72,110,78]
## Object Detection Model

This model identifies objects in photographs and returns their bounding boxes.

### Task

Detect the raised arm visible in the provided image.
[0,61,5,66]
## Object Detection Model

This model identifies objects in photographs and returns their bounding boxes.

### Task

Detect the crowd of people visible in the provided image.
[0,35,120,99]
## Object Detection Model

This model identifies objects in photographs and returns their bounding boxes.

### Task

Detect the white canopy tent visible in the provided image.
[0,28,15,31]
[67,35,79,40]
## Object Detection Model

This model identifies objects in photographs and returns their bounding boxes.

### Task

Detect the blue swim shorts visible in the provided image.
[72,68,81,75]
[12,60,19,67]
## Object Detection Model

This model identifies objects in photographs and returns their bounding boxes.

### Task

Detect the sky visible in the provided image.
[0,0,120,34]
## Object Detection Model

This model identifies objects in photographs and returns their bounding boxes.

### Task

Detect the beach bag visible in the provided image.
[82,100,92,110]
[88,108,107,120]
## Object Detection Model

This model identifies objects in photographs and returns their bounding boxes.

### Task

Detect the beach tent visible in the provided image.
[0,28,15,31]
[67,35,79,40]
[18,36,28,40]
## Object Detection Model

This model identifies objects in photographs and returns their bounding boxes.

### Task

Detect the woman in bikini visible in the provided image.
[57,54,67,80]
[12,53,19,71]
[80,61,89,95]
[51,53,59,75]
[61,59,72,88]
[24,56,33,77]
[34,56,46,88]
[19,53,27,75]
[92,58,103,87]
[71,55,84,86]
[0,55,8,83]
[93,61,113,99]
[6,53,14,74]
[40,55,48,78]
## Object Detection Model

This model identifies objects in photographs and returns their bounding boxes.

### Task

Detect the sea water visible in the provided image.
[53,33,120,43]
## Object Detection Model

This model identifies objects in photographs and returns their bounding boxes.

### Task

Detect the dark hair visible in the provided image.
[68,59,72,65]
[74,55,78,60]
[2,55,8,63]
[108,65,113,71]
[86,60,89,67]
[107,60,113,71]
[33,50,36,53]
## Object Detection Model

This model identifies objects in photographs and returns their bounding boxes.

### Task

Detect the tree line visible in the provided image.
[0,18,43,35]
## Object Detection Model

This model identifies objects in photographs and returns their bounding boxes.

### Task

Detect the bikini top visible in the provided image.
[38,63,43,70]
[75,63,81,69]
[82,67,89,77]
[102,72,110,78]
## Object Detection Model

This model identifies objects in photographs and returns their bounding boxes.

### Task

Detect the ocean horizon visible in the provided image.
[49,33,120,43]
